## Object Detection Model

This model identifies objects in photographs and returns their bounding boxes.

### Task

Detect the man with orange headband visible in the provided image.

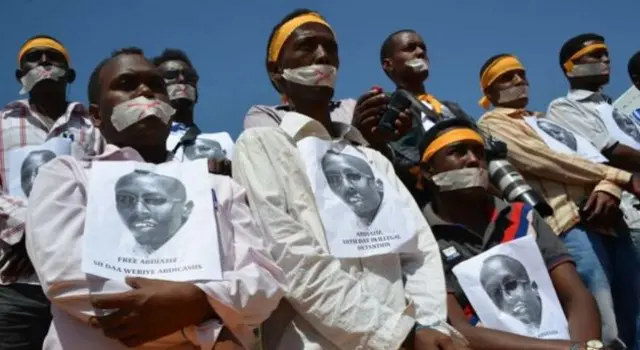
[547,34,640,173]
[243,9,357,129]
[0,35,104,349]
[419,118,603,350]
[477,53,640,348]
[232,8,464,350]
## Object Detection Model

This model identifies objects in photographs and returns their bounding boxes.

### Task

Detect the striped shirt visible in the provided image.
[477,107,631,236]
[0,99,104,284]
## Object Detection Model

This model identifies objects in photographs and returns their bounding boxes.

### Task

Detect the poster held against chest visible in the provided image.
[524,117,607,163]
[452,236,569,340]
[166,132,234,162]
[6,137,71,199]
[296,137,418,258]
[82,159,222,282]
[597,104,640,150]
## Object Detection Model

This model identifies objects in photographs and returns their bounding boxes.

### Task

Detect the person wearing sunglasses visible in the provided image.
[153,49,231,175]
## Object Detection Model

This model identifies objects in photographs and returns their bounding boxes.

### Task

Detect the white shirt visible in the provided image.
[25,145,285,349]
[232,112,451,350]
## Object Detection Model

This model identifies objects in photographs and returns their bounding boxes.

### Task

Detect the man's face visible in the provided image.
[271,22,339,102]
[21,150,56,197]
[322,153,382,219]
[115,173,190,249]
[92,54,170,150]
[157,59,198,109]
[613,111,640,141]
[482,258,542,327]
[568,41,610,86]
[17,46,69,94]
[537,120,577,150]
[183,138,225,160]
[384,31,429,85]
[487,69,529,109]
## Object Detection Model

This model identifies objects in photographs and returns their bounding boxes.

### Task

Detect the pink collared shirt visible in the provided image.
[0,99,105,285]
[25,144,284,349]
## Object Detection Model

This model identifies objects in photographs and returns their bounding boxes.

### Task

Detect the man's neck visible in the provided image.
[433,192,493,233]
[396,81,426,96]
[570,82,604,93]
[172,108,195,126]
[136,146,169,164]
[290,99,334,135]
[28,93,68,121]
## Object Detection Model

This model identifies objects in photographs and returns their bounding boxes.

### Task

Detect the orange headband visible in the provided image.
[478,56,524,109]
[421,128,485,164]
[268,13,333,63]
[563,43,608,72]
[18,37,69,66]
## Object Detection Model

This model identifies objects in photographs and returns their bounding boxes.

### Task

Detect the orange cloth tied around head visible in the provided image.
[563,42,608,73]
[478,55,524,110]
[18,37,70,66]
[268,13,333,63]
[418,93,443,115]
[409,128,485,189]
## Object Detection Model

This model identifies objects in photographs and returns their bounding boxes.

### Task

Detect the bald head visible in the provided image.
[21,149,56,197]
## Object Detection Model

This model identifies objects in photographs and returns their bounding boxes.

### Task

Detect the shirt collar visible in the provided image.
[279,111,369,145]
[4,99,88,124]
[567,88,609,102]
[424,196,511,231]
[83,144,175,163]
[491,106,538,119]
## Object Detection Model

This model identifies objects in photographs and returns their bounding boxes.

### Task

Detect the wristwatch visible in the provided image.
[571,340,605,350]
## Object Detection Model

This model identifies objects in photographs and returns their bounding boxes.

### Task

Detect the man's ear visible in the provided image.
[182,200,194,220]
[374,178,384,194]
[632,74,640,89]
[382,58,394,77]
[66,68,76,84]
[267,61,285,94]
[15,69,23,83]
[531,281,538,290]
[89,104,102,128]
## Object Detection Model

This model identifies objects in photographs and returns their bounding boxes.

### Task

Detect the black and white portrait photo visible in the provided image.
[20,149,56,197]
[452,236,569,340]
[321,150,384,227]
[612,110,640,143]
[536,119,578,151]
[183,137,226,161]
[115,169,194,256]
[480,254,542,336]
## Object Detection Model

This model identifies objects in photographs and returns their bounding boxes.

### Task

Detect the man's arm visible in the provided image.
[232,128,415,350]
[447,295,573,350]
[603,143,640,173]
[478,114,631,196]
[192,177,285,347]
[372,150,449,334]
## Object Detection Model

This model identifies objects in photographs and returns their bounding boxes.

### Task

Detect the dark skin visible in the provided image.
[565,42,640,173]
[487,67,624,226]
[1,45,75,282]
[425,132,601,350]
[158,59,231,176]
[267,22,409,148]
[87,54,214,347]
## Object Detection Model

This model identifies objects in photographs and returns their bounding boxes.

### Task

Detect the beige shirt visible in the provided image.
[478,107,631,235]
[232,111,450,350]
[25,145,285,349]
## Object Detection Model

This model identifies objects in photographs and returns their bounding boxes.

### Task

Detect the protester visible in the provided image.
[547,34,640,172]
[0,34,104,349]
[477,53,640,347]
[419,118,603,349]
[232,9,466,350]
[25,47,284,349]
[153,49,232,176]
[629,50,640,91]
[243,9,356,129]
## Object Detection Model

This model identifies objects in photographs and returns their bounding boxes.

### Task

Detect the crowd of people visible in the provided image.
[1,6,640,350]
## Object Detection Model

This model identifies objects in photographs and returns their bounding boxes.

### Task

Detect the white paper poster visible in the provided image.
[452,236,569,340]
[296,137,418,258]
[597,104,640,150]
[82,159,222,282]
[524,117,607,163]
[6,137,71,199]
[166,132,234,162]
